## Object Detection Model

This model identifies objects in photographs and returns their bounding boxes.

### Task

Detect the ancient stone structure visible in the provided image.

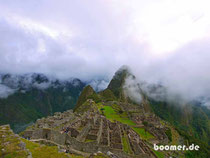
[22,105,170,158]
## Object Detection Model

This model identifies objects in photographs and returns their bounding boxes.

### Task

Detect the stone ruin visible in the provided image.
[132,114,169,144]
[22,109,163,158]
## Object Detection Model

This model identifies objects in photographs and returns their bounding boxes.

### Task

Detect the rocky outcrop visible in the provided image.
[0,125,31,158]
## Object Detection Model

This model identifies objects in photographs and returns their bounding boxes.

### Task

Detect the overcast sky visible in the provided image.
[1,0,210,102]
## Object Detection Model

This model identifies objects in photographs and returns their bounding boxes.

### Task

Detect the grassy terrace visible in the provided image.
[152,149,165,158]
[97,104,164,157]
[100,106,136,126]
[122,130,133,154]
[132,127,154,140]
[22,139,82,158]
[98,104,154,140]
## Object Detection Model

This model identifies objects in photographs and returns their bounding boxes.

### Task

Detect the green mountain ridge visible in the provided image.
[0,73,85,133]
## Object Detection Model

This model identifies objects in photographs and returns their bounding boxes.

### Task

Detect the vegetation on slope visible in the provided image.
[98,104,154,140]
[107,66,132,102]
[120,127,133,155]
[149,100,210,158]
[0,125,28,158]
[22,139,81,158]
[132,127,154,140]
[0,83,84,133]
[75,66,210,158]
[100,105,135,126]
[74,85,96,112]
[152,149,165,158]
[165,128,172,142]
[99,89,117,101]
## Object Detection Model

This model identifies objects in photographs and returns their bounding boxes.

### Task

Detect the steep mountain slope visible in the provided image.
[149,99,210,158]
[107,65,136,103]
[73,85,96,111]
[107,65,129,99]
[0,73,85,132]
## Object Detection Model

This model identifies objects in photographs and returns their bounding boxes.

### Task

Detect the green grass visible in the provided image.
[92,153,109,158]
[165,128,172,142]
[99,89,117,101]
[122,130,133,154]
[152,149,165,158]
[85,139,95,143]
[0,126,28,158]
[101,106,136,126]
[132,127,154,140]
[22,138,82,158]
[96,103,104,109]
[99,105,155,141]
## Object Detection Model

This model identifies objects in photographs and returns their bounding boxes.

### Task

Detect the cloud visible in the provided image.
[88,79,109,92]
[0,73,85,98]
[0,0,210,105]
[129,39,210,105]
[0,84,16,98]
[123,75,142,104]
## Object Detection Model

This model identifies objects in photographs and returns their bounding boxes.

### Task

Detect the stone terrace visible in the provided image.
[23,110,158,158]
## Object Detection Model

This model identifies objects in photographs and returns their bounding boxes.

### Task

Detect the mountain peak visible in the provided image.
[74,85,96,112]
[113,65,131,77]
[107,65,134,99]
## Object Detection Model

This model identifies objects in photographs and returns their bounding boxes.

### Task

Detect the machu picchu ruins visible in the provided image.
[1,67,186,158]
[21,99,171,158]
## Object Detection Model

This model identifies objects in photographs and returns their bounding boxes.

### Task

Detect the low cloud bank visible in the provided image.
[0,73,108,98]
[123,75,142,104]
[0,84,16,98]
[124,40,210,107]
[0,73,85,98]
[88,79,109,92]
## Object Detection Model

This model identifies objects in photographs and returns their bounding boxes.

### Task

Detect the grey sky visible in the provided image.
[0,0,210,103]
